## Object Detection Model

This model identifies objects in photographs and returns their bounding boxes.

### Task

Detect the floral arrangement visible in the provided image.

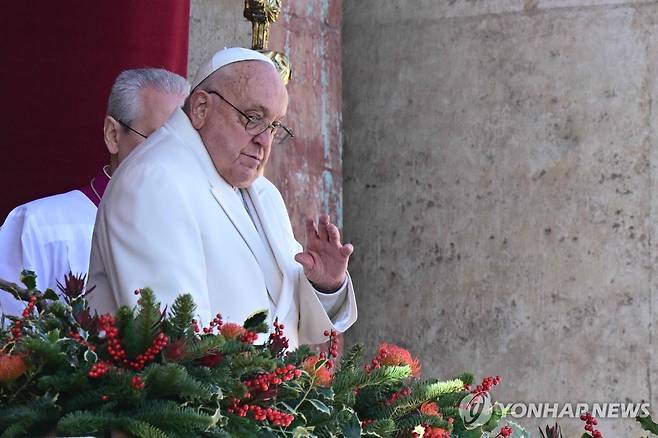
[0,271,525,438]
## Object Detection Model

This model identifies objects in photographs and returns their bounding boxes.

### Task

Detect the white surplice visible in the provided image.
[0,190,97,316]
[88,108,357,348]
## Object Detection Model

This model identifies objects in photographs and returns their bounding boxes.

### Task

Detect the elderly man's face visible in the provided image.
[116,88,187,164]
[194,61,288,188]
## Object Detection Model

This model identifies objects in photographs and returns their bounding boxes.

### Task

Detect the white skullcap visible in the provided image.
[191,47,275,90]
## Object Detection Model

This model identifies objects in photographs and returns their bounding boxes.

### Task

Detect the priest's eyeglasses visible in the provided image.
[206,90,294,145]
[117,120,147,139]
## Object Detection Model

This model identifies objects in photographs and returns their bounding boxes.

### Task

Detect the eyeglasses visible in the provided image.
[117,120,147,139]
[205,90,294,145]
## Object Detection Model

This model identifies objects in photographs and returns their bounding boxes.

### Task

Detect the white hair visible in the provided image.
[107,68,190,124]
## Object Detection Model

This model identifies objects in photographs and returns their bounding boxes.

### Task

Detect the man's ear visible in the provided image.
[103,116,121,155]
[187,91,210,130]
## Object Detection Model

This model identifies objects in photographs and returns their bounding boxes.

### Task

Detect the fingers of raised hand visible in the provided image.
[327,223,341,246]
[340,243,354,258]
[318,214,330,241]
[294,252,315,270]
[305,216,319,240]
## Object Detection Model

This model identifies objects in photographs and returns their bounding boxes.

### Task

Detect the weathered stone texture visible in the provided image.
[343,1,658,435]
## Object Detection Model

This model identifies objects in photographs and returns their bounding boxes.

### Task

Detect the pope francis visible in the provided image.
[87,48,357,348]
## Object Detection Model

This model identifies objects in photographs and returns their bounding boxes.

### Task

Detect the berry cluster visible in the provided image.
[191,319,200,334]
[128,332,168,371]
[69,331,96,351]
[87,361,113,378]
[241,330,258,344]
[9,296,38,341]
[267,318,289,354]
[131,375,145,390]
[385,387,412,405]
[227,398,294,426]
[472,375,502,394]
[319,329,338,369]
[97,314,168,371]
[495,425,513,438]
[581,412,603,438]
[244,364,302,393]
[203,313,223,334]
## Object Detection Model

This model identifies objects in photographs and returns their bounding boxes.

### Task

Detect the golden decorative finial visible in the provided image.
[244,0,291,85]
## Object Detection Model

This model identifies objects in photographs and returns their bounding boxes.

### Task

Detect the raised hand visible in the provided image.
[294,214,353,292]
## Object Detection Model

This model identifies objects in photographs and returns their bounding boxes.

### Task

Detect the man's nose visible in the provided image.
[252,128,274,147]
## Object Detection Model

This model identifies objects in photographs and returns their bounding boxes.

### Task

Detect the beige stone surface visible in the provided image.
[343,1,658,436]
[188,0,251,81]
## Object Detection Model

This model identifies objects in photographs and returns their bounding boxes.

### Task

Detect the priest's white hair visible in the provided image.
[107,68,190,125]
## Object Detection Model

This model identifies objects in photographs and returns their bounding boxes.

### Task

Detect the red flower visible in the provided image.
[376,343,421,377]
[303,355,333,387]
[198,352,223,368]
[0,353,27,382]
[220,322,246,340]
[164,339,187,361]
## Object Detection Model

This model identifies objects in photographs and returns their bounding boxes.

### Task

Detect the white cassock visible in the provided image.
[88,108,357,348]
[0,190,97,316]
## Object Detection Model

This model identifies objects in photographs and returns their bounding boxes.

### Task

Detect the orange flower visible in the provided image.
[302,355,333,387]
[376,343,421,377]
[420,401,441,416]
[220,322,246,340]
[0,353,27,382]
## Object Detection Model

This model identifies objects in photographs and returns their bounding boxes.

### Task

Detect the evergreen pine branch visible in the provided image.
[363,418,396,437]
[415,378,465,400]
[166,294,197,340]
[219,338,255,356]
[185,335,227,360]
[282,344,313,365]
[56,411,116,436]
[334,366,412,399]
[143,363,212,401]
[339,344,363,371]
[114,417,170,438]
[115,306,139,359]
[227,352,275,376]
[133,288,163,353]
[0,423,28,438]
[132,400,214,438]
[453,372,473,386]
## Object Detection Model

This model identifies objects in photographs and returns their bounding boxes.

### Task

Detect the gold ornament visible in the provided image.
[244,0,291,85]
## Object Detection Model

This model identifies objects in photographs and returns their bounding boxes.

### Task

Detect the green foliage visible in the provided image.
[638,415,658,435]
[166,293,197,340]
[0,284,515,437]
[144,363,212,401]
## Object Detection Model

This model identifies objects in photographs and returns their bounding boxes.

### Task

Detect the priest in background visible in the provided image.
[88,48,358,348]
[0,68,190,316]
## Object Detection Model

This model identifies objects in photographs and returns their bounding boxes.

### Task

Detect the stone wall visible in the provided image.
[189,0,343,237]
[342,1,658,436]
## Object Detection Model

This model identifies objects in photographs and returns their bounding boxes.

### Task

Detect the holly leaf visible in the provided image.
[20,270,37,290]
[43,289,59,301]
[338,408,361,438]
[242,310,268,331]
[292,426,314,438]
[638,415,658,434]
[84,349,98,364]
[307,398,331,415]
